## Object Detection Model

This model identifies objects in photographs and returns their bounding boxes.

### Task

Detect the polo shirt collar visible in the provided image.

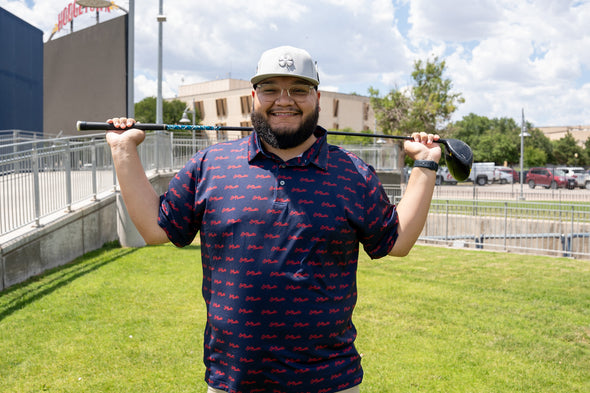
[248,126,329,171]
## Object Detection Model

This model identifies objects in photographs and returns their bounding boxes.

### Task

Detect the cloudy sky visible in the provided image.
[3,0,590,127]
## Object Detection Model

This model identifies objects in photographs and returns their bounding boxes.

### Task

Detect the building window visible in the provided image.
[240,95,252,115]
[240,121,252,137]
[195,101,204,118]
[333,99,339,117]
[363,103,369,121]
[333,123,339,130]
[216,98,228,117]
[215,122,227,140]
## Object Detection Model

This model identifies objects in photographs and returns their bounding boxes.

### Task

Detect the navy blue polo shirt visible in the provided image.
[158,127,399,393]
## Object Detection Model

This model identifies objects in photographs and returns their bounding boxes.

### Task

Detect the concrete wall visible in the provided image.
[0,171,177,291]
[0,195,117,291]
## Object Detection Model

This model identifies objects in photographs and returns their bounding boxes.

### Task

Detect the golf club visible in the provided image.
[77,121,473,181]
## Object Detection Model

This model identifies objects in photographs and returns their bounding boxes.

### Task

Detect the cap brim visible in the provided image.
[251,74,319,86]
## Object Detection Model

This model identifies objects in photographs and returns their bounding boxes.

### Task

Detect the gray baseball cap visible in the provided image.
[251,46,320,86]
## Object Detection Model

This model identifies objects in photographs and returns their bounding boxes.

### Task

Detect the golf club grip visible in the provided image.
[77,121,166,131]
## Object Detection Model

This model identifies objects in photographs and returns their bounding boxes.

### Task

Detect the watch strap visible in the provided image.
[413,160,439,172]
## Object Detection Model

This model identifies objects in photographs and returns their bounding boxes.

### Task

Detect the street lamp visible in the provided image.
[519,108,531,200]
[179,108,195,125]
[180,103,198,154]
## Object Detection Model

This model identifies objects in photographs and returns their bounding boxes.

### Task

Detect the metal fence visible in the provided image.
[420,200,589,259]
[1,130,589,260]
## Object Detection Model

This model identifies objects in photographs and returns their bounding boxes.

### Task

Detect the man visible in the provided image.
[107,46,441,393]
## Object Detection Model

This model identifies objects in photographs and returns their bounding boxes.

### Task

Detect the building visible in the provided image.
[537,125,590,147]
[0,8,43,134]
[44,15,129,137]
[175,78,376,140]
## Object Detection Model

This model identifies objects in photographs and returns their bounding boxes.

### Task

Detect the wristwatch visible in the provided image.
[413,160,439,172]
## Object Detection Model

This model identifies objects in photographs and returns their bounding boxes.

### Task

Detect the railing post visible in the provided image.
[445,200,449,241]
[504,201,508,250]
[91,138,97,201]
[32,143,41,227]
[170,131,174,170]
[112,157,118,192]
[155,132,160,173]
[64,140,72,212]
[570,205,575,257]
[192,129,196,155]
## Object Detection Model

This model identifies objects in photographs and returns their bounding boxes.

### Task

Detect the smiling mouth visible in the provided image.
[269,109,302,117]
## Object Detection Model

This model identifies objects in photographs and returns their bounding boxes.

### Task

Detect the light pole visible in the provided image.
[519,108,531,200]
[156,0,166,124]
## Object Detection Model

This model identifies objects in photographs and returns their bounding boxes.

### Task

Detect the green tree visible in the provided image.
[527,127,554,164]
[584,137,590,166]
[368,87,412,136]
[134,97,196,125]
[552,131,584,165]
[450,114,555,167]
[451,114,519,164]
[326,127,374,146]
[410,57,465,134]
[369,56,464,137]
[524,146,547,167]
[369,57,463,168]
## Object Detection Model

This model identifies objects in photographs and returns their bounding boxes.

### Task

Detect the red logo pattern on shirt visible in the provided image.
[158,130,398,393]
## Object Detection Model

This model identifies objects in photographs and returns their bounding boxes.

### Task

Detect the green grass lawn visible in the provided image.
[1,242,589,392]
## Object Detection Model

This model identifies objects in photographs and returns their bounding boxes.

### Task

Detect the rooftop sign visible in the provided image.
[52,0,115,35]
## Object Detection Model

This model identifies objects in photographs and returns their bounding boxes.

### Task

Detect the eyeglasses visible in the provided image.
[255,83,315,102]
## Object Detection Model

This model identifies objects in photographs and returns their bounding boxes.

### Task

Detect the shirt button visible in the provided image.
[279,181,286,186]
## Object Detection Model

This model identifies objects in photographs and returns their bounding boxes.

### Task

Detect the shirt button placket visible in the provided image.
[276,164,288,204]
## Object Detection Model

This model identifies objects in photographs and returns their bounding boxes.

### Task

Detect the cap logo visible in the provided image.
[278,55,294,70]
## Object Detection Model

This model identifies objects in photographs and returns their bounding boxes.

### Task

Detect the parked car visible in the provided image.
[556,167,590,189]
[494,166,515,184]
[497,166,519,183]
[525,167,574,189]
[436,166,457,185]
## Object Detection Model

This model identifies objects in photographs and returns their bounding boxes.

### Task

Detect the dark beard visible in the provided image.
[251,105,319,150]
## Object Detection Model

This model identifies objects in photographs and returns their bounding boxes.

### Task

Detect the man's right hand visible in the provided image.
[106,117,145,147]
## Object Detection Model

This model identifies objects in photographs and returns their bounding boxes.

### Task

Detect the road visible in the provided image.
[434,182,589,202]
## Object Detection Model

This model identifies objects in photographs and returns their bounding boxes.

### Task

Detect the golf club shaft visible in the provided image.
[77,121,445,143]
[77,120,473,181]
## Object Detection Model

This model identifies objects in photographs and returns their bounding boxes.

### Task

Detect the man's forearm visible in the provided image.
[388,167,436,256]
[111,142,169,244]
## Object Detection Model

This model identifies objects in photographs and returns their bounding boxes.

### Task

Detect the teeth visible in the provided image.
[271,112,299,116]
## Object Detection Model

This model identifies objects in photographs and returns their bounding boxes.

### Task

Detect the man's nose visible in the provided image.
[275,88,294,103]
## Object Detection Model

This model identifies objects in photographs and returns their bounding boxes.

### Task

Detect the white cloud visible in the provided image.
[2,0,590,126]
